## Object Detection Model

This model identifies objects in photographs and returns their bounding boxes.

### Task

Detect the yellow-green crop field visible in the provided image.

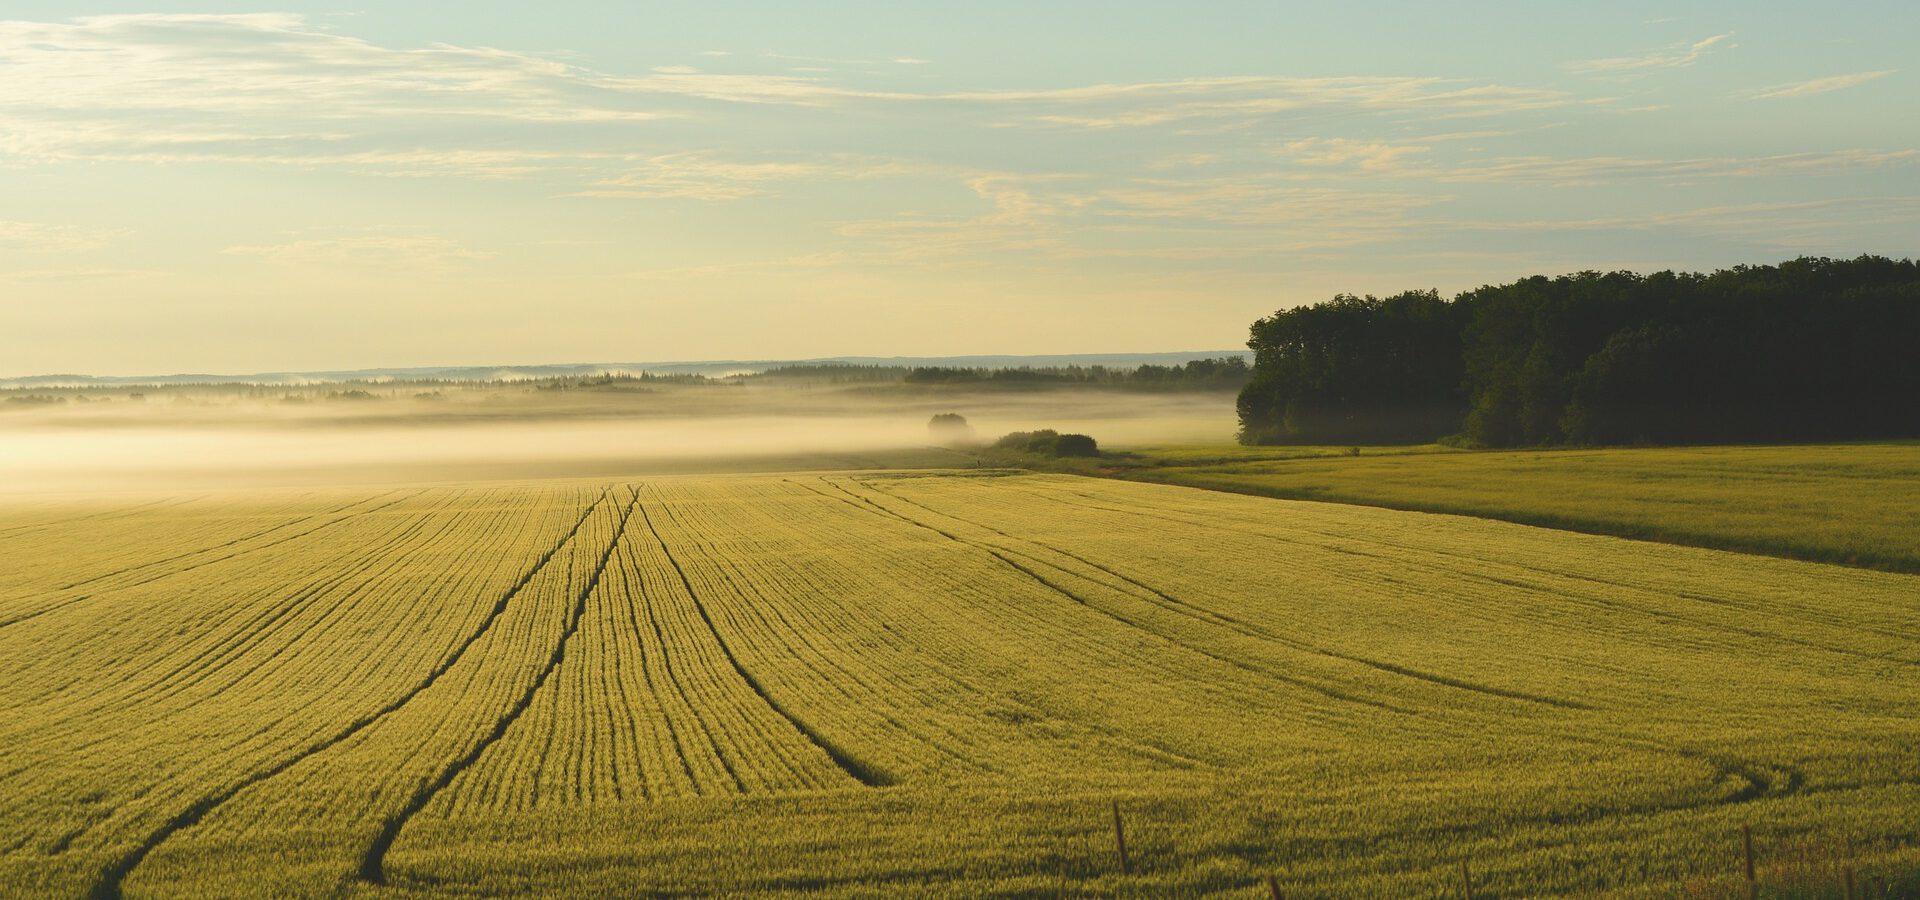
[1112,442,1920,573]
[1,472,1916,898]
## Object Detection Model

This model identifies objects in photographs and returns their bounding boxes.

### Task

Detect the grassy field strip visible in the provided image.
[0,472,1914,897]
[1118,443,1920,571]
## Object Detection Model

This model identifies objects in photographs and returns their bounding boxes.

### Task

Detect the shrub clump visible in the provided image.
[993,429,1099,458]
[928,413,975,446]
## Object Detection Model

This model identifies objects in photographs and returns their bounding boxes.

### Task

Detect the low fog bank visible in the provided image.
[0,382,1235,495]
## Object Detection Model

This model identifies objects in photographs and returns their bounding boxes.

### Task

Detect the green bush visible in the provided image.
[993,429,1098,458]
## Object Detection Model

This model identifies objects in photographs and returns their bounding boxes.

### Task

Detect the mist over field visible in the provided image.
[0,382,1234,493]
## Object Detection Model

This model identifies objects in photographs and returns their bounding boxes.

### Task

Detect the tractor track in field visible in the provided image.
[625,535,752,795]
[58,491,399,591]
[357,488,637,886]
[652,489,996,779]
[0,491,422,632]
[1047,483,1917,673]
[0,496,195,538]
[852,478,1593,711]
[636,493,891,789]
[83,489,610,900]
[800,478,1413,716]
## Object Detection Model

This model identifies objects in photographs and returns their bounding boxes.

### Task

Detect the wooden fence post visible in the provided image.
[1460,859,1474,900]
[1266,873,1283,899]
[1111,800,1130,876]
[1742,825,1756,900]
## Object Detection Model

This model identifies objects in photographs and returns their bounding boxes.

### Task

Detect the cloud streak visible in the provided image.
[1437,149,1918,185]
[1747,70,1894,100]
[1567,34,1732,77]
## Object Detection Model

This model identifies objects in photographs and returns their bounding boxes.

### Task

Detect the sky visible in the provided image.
[1,2,1915,377]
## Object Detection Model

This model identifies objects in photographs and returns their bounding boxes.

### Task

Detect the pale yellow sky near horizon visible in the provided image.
[2,4,1915,377]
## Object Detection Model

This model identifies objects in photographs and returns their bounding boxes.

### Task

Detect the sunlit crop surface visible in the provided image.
[2,473,1915,897]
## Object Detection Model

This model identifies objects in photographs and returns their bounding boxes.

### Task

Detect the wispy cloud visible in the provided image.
[1274,138,1434,172]
[1746,70,1894,100]
[996,77,1573,129]
[833,173,1442,264]
[1438,149,1917,185]
[0,15,667,123]
[568,153,937,200]
[0,13,1582,174]
[1567,33,1732,77]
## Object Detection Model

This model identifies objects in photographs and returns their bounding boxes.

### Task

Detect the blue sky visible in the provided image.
[1,2,1914,375]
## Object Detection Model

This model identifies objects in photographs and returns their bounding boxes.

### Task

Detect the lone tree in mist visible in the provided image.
[928,413,975,446]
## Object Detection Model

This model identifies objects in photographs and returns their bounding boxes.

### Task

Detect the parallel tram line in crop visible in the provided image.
[673,482,1028,773]
[648,481,1009,778]
[54,489,406,592]
[809,477,1422,721]
[0,490,422,631]
[78,486,608,900]
[850,476,1593,712]
[1023,479,1917,684]
[635,493,888,788]
[27,490,460,735]
[0,490,447,715]
[358,488,640,886]
[779,477,1275,715]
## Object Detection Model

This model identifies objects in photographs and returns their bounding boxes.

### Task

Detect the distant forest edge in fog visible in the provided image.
[0,351,1248,389]
[1239,256,1920,447]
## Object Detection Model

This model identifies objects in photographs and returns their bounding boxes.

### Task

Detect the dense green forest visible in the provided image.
[1237,256,1920,446]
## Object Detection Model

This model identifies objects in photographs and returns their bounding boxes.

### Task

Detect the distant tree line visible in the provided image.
[904,357,1249,390]
[1238,256,1920,446]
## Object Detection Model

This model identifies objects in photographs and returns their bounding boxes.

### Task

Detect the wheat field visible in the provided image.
[1,472,1915,898]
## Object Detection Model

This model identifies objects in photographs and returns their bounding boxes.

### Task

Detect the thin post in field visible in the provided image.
[1459,859,1474,900]
[1742,824,1756,899]
[1110,800,1130,876]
